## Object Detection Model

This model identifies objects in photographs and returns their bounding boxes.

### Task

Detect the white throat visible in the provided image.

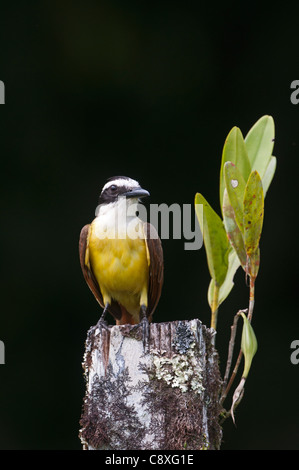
[93,197,143,240]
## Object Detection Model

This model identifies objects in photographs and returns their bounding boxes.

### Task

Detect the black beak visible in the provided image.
[123,187,150,199]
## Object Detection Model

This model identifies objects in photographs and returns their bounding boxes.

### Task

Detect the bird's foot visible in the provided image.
[95,316,110,332]
[95,304,110,332]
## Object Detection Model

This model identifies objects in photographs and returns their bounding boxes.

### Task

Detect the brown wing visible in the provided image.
[79,224,122,321]
[143,222,164,321]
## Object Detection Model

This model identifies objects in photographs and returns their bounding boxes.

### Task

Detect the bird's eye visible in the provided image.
[110,185,117,192]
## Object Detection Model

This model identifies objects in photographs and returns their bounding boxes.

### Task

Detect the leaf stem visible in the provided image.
[211,283,219,331]
[248,276,255,321]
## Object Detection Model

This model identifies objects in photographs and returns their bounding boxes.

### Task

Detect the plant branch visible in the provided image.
[219,270,256,411]
[219,387,245,425]
[220,310,246,406]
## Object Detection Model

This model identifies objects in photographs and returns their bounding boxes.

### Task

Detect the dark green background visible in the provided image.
[0,1,298,450]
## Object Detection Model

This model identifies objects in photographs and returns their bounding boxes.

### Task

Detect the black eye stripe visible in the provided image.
[105,184,131,194]
[99,183,137,205]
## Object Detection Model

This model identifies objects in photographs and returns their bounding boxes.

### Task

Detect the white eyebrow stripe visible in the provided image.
[102,178,140,192]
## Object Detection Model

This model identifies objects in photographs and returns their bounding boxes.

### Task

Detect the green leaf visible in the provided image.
[195,193,229,287]
[239,311,258,379]
[244,115,274,179]
[222,188,247,269]
[262,156,276,196]
[223,162,247,233]
[208,248,240,308]
[243,171,264,256]
[220,127,251,212]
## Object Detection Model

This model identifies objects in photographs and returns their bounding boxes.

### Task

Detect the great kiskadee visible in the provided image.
[79,176,163,334]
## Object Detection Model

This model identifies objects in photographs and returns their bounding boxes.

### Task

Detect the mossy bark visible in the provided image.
[79,319,222,450]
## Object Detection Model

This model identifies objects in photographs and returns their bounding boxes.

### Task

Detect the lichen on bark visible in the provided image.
[79,319,222,450]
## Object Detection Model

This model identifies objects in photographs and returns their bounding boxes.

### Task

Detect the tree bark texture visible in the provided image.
[79,319,222,450]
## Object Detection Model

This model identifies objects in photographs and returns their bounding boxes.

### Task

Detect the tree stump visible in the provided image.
[79,319,222,450]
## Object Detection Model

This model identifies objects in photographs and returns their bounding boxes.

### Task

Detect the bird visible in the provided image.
[79,176,163,341]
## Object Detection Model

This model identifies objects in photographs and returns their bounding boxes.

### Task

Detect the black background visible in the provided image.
[0,1,298,450]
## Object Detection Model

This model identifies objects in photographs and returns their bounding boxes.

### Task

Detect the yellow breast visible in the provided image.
[88,219,149,319]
